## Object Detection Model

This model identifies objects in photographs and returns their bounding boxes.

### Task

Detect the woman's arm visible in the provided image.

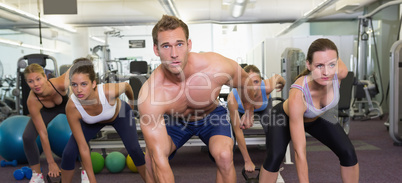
[27,92,60,176]
[65,100,96,183]
[287,88,309,183]
[265,74,286,93]
[227,92,255,172]
[104,82,135,109]
[122,82,135,109]
[52,65,72,94]
[337,58,348,80]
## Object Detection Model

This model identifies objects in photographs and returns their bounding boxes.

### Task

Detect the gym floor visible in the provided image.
[1,116,401,183]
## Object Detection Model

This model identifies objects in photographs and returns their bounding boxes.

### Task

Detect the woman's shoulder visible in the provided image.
[292,76,305,87]
[49,76,68,90]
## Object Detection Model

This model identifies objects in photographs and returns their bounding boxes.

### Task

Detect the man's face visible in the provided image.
[153,27,192,75]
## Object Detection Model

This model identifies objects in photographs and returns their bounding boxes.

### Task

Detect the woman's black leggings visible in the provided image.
[263,101,358,172]
[23,106,66,166]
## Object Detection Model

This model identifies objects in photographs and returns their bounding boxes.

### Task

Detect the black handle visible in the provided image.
[242,167,260,180]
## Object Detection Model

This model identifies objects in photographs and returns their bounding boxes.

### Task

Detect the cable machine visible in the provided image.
[350,1,401,120]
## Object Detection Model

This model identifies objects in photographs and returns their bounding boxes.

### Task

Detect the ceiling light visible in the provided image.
[231,0,248,18]
[0,37,58,53]
[0,37,21,46]
[276,0,336,37]
[158,0,180,18]
[90,36,105,44]
[0,2,76,33]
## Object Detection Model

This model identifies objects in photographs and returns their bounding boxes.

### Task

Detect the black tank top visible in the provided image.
[34,80,69,110]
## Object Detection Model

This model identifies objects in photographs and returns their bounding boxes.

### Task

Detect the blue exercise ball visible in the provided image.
[0,115,31,163]
[36,135,43,154]
[47,114,72,157]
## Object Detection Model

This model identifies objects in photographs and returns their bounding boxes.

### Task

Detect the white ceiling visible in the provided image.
[0,0,378,32]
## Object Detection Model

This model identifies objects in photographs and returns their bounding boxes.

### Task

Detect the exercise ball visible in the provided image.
[91,152,105,174]
[36,136,43,154]
[126,151,145,173]
[0,115,31,163]
[105,152,126,173]
[126,154,138,173]
[47,114,72,157]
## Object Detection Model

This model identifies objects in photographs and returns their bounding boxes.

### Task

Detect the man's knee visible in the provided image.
[148,149,170,166]
[211,148,233,166]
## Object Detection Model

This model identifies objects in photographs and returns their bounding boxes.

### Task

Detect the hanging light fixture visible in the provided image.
[231,0,248,18]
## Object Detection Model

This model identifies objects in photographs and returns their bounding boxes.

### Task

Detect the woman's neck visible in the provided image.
[37,81,53,97]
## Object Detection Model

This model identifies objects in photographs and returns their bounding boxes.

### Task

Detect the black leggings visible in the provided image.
[23,105,66,166]
[263,101,358,172]
[60,102,145,170]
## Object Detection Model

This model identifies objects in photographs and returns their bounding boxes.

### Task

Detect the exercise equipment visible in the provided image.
[13,166,32,180]
[129,61,149,111]
[21,166,32,179]
[0,115,31,163]
[352,76,383,120]
[46,174,61,183]
[280,47,306,99]
[0,60,17,122]
[15,54,59,115]
[105,151,126,173]
[13,169,25,180]
[1,159,17,167]
[91,152,105,174]
[338,72,356,135]
[36,136,43,155]
[242,168,260,183]
[47,114,72,157]
[351,2,400,120]
[126,154,138,173]
[389,40,402,146]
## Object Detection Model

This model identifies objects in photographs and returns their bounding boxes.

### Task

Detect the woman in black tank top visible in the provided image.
[22,62,73,183]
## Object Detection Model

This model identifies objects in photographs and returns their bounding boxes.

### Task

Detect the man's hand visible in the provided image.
[240,112,254,129]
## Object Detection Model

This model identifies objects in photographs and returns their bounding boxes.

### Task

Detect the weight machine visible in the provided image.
[15,54,59,115]
[350,1,402,120]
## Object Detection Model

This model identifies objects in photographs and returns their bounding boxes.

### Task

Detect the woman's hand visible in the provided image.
[47,162,61,177]
[244,160,256,172]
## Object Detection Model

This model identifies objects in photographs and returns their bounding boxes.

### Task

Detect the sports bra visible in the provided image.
[232,81,269,113]
[35,80,69,109]
[290,74,340,118]
[70,84,117,124]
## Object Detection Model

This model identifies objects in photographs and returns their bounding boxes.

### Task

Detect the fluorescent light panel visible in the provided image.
[158,0,180,18]
[0,37,58,53]
[276,0,336,37]
[90,36,105,44]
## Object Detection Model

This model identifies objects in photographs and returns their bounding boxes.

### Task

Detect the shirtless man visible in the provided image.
[138,15,255,183]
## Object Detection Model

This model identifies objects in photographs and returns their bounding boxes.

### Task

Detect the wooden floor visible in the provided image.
[1,116,402,183]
